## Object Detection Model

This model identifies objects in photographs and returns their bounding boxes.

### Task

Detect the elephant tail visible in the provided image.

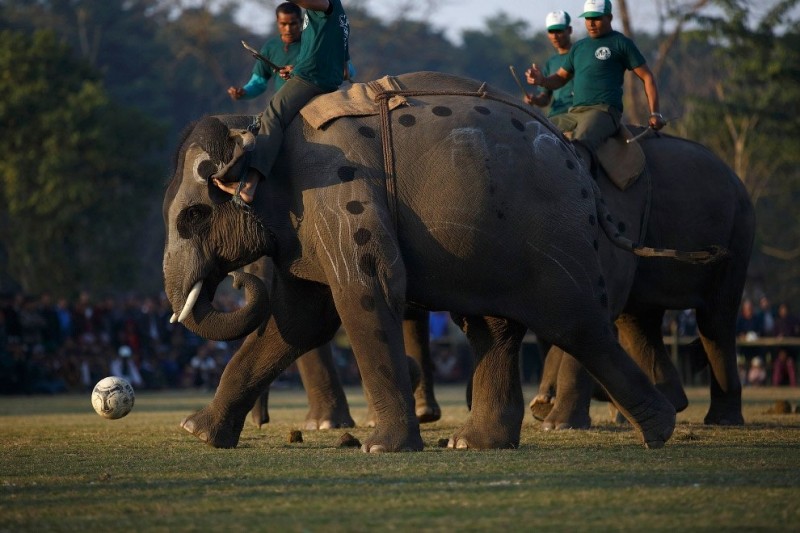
[592,181,729,265]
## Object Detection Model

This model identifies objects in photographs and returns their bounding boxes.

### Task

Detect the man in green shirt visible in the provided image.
[526,0,665,151]
[525,10,574,118]
[214,0,351,205]
[227,2,303,100]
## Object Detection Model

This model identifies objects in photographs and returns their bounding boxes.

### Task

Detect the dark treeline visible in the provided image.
[0,0,799,307]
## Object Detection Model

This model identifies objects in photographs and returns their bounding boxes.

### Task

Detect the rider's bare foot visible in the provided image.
[213,174,258,205]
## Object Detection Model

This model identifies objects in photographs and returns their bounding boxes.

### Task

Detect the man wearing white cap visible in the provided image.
[526,0,665,151]
[525,10,574,118]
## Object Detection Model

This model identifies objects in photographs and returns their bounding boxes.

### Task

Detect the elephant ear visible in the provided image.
[209,129,257,185]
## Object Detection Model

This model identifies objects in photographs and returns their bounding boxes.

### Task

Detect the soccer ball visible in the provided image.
[91,376,135,419]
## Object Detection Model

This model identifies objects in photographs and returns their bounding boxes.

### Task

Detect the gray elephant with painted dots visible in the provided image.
[163,71,710,452]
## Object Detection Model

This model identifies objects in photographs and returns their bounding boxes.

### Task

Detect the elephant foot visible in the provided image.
[448,417,520,449]
[304,412,356,430]
[303,404,355,430]
[181,407,244,448]
[415,404,441,424]
[360,425,424,453]
[539,399,591,431]
[704,397,744,426]
[529,394,554,422]
[617,396,676,449]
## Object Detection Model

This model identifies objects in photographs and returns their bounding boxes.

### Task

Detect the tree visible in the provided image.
[0,30,165,296]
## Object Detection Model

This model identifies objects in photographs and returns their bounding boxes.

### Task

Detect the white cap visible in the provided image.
[580,0,613,18]
[545,10,571,31]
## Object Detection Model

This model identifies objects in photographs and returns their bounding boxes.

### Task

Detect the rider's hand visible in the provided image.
[649,112,666,130]
[227,87,245,100]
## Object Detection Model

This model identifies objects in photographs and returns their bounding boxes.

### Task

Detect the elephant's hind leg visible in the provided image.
[540,350,593,430]
[403,309,441,423]
[696,308,744,425]
[296,344,355,430]
[449,315,526,449]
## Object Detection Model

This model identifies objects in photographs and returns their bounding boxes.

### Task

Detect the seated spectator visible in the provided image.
[736,299,764,339]
[773,303,800,338]
[771,348,797,387]
[757,296,775,336]
[109,345,143,387]
[737,298,765,366]
[746,356,767,386]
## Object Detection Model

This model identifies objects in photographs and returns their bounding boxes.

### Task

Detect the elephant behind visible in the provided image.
[532,128,754,429]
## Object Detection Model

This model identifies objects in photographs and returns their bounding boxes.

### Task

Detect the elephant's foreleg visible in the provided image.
[403,308,441,423]
[540,349,594,430]
[335,287,422,452]
[181,281,341,448]
[696,308,744,425]
[296,344,355,430]
[450,315,526,449]
[554,321,675,449]
[616,311,688,412]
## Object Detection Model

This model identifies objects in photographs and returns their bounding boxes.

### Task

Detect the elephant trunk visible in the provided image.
[175,271,269,341]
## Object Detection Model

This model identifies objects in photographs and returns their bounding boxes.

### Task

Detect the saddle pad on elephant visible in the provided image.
[301,76,409,129]
[596,125,646,190]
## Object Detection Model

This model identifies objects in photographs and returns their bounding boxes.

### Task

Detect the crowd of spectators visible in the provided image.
[0,290,245,395]
[2,289,797,396]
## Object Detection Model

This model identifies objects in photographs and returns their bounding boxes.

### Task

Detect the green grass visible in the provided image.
[2,385,799,532]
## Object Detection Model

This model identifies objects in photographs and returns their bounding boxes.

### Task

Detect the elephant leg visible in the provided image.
[549,317,675,448]
[696,307,744,425]
[617,311,688,412]
[181,280,341,448]
[449,315,526,449]
[249,387,269,428]
[296,344,355,430]
[530,342,558,421]
[540,350,594,430]
[247,343,355,430]
[334,284,422,452]
[403,308,441,423]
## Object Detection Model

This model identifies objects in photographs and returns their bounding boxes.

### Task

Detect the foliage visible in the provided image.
[0,0,799,305]
[0,29,164,296]
[670,0,800,302]
[1,386,799,530]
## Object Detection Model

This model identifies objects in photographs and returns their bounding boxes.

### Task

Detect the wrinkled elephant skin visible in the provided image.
[163,72,676,451]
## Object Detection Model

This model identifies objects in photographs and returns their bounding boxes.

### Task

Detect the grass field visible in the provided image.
[2,384,800,532]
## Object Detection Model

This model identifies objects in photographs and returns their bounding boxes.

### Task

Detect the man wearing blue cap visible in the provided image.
[525,10,574,118]
[526,0,665,151]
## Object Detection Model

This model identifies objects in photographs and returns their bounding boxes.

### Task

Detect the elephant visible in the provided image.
[163,71,715,452]
[528,129,754,429]
[242,126,753,435]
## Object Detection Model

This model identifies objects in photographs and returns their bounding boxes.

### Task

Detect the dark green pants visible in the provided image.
[550,104,622,151]
[252,77,330,179]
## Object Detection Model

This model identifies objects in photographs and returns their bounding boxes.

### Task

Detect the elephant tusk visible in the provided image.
[178,280,203,323]
[170,313,178,324]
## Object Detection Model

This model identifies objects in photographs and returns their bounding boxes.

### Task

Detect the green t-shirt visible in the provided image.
[292,0,350,91]
[562,30,645,112]
[543,52,573,117]
[254,37,302,92]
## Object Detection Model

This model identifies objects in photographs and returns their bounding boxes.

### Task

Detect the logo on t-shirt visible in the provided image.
[595,47,611,60]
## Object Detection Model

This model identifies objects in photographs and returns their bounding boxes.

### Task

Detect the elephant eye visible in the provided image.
[176,204,213,239]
